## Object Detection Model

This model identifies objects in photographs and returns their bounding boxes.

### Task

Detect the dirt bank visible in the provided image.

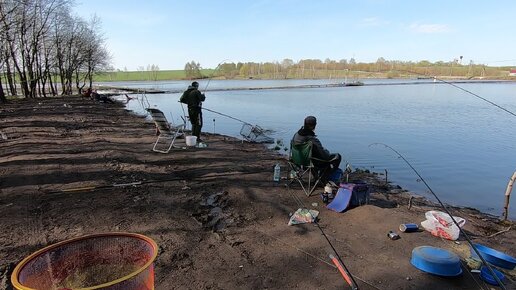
[0,96,514,289]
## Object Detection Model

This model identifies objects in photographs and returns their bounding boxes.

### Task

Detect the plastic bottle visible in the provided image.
[273,163,281,182]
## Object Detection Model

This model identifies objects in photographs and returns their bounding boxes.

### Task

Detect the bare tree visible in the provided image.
[0,0,111,99]
[77,15,111,91]
[149,64,159,81]
[0,1,20,103]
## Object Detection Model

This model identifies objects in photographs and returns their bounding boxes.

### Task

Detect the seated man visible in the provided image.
[291,116,342,182]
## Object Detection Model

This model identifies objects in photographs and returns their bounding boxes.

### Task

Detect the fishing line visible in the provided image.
[394,68,516,118]
[285,185,359,289]
[370,142,505,290]
[201,107,274,143]
[203,59,230,94]
[201,107,251,125]
[179,60,229,128]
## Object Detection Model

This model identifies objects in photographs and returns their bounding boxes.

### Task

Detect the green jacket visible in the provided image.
[180,86,206,108]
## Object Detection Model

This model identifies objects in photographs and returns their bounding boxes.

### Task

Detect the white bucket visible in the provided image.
[185,136,197,147]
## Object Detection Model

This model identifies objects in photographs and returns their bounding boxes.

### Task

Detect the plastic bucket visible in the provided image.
[185,136,197,146]
[11,232,158,290]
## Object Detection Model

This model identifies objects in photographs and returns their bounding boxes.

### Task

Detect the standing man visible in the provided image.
[180,81,206,141]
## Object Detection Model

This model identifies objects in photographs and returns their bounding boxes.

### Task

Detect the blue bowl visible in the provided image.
[471,243,516,270]
[410,246,462,276]
[480,266,505,286]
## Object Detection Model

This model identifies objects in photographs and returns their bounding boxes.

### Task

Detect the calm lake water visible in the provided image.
[103,79,516,219]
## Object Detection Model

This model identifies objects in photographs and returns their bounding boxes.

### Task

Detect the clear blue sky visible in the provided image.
[73,0,516,71]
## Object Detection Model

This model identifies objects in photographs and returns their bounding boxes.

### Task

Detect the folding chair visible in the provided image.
[287,141,332,196]
[146,108,185,153]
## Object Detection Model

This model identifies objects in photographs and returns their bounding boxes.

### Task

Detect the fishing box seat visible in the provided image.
[339,182,370,207]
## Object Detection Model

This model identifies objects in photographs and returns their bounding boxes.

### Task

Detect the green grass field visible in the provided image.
[93,69,214,82]
[92,67,514,82]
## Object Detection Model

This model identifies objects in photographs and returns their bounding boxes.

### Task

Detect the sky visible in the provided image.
[73,0,516,71]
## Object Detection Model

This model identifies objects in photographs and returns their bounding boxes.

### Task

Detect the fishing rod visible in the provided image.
[285,185,359,289]
[393,68,516,118]
[179,60,230,128]
[41,170,266,195]
[201,106,251,125]
[370,142,506,290]
[201,107,274,143]
[203,59,230,94]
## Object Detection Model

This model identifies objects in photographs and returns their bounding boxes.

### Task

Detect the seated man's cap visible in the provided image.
[304,116,317,126]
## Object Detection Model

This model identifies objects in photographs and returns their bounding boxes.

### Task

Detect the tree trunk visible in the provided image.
[4,52,17,96]
[0,76,7,103]
[48,71,56,96]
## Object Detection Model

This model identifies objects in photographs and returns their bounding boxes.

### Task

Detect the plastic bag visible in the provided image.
[288,208,319,226]
[421,210,466,240]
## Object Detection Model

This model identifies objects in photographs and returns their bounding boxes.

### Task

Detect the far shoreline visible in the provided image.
[93,77,516,95]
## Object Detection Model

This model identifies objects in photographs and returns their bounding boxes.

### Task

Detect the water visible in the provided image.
[106,79,516,219]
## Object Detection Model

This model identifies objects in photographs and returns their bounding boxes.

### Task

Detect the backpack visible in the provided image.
[179,91,188,104]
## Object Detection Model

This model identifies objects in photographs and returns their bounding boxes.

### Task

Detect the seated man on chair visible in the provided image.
[292,116,342,182]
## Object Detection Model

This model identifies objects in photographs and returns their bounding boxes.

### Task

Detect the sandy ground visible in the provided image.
[0,96,515,290]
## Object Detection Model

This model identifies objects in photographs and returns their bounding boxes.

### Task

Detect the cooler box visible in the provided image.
[339,182,370,207]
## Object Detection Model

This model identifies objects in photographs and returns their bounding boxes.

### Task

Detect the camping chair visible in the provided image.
[146,108,185,153]
[287,141,332,196]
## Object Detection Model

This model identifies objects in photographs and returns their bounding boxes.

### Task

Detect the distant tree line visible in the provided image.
[185,58,508,80]
[184,61,201,79]
[0,0,111,103]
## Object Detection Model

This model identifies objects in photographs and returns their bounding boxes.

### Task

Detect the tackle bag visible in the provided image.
[339,182,370,207]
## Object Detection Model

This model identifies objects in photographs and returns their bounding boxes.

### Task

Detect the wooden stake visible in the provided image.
[385,169,388,184]
[503,171,516,221]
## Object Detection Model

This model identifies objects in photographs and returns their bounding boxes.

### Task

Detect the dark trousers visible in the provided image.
[313,153,342,183]
[188,107,203,139]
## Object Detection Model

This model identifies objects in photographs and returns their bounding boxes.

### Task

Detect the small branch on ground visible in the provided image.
[487,226,512,238]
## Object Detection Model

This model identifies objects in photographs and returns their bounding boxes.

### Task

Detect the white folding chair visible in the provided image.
[146,108,185,153]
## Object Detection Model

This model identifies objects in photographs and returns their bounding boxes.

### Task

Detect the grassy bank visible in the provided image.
[93,68,516,82]
[93,69,214,82]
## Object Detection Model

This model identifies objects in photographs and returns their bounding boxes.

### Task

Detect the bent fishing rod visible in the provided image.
[180,60,231,123]
[370,143,506,289]
[201,106,252,125]
[203,59,231,94]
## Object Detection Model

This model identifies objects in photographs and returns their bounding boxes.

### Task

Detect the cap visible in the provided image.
[192,81,199,88]
[304,116,317,127]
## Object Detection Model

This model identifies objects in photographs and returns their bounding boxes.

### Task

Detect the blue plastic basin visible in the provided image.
[471,243,516,270]
[410,246,462,276]
[480,266,505,286]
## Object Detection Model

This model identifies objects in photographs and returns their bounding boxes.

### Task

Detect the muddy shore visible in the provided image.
[0,96,514,289]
